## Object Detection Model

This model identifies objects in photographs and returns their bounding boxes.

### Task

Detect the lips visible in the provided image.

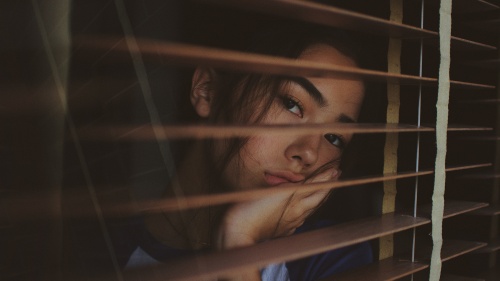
[264,171,305,186]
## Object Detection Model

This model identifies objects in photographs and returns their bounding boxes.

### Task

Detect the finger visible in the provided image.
[305,167,340,184]
[294,168,340,199]
[301,188,330,208]
[332,169,342,180]
[292,191,330,222]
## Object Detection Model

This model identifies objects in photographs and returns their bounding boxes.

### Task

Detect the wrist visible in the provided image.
[216,215,257,249]
[220,232,255,249]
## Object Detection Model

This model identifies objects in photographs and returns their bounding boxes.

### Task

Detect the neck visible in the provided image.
[145,140,221,250]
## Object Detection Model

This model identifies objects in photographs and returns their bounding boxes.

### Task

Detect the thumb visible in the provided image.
[302,168,341,202]
[332,169,342,181]
[306,168,341,184]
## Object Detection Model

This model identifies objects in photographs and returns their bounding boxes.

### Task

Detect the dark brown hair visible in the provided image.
[204,23,363,187]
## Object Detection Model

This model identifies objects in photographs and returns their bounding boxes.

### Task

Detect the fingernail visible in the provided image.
[332,169,342,178]
[331,169,339,177]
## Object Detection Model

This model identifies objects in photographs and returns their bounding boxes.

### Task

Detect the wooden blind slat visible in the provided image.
[470,18,500,27]
[423,240,486,263]
[76,38,496,90]
[414,200,489,219]
[440,274,485,281]
[448,36,497,51]
[61,77,493,114]
[131,164,491,213]
[201,0,434,38]
[479,266,500,280]
[470,205,500,215]
[75,123,432,141]
[462,59,500,69]
[120,213,429,281]
[327,259,427,281]
[3,164,491,221]
[74,124,492,142]
[447,125,493,131]
[455,9,500,29]
[454,0,500,13]
[460,171,500,179]
[3,172,437,220]
[200,0,496,51]
[409,36,496,52]
[456,99,500,104]
[458,8,500,27]
[473,238,500,253]
[330,240,486,281]
[449,80,495,89]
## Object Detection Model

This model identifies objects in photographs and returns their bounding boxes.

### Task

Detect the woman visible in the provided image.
[126,24,373,281]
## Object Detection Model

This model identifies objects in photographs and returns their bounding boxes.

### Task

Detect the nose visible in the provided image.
[285,134,321,169]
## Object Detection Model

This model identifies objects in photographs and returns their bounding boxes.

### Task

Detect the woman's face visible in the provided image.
[193,43,365,190]
[191,44,364,190]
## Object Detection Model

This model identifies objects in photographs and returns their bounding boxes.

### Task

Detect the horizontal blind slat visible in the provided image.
[478,266,500,280]
[135,164,491,213]
[469,205,500,215]
[331,240,486,281]
[472,238,500,253]
[460,59,500,69]
[440,274,485,281]
[327,258,427,281]
[427,240,486,263]
[454,0,500,13]
[2,165,491,220]
[113,202,486,281]
[412,200,489,219]
[73,124,493,141]
[200,0,434,38]
[120,213,429,281]
[75,37,496,89]
[199,0,496,50]
[0,171,435,220]
[448,36,497,51]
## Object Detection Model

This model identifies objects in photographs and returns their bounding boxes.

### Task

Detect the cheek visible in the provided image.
[241,136,282,164]
[259,102,297,125]
[238,135,293,181]
[318,144,344,165]
[223,136,284,190]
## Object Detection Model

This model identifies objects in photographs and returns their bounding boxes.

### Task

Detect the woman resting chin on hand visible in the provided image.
[126,24,373,281]
[218,168,340,248]
[217,169,340,281]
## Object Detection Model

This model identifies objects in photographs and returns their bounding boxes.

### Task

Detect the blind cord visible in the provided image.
[411,0,425,268]
[429,0,452,279]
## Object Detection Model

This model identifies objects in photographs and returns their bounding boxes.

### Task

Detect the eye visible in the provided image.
[281,95,304,118]
[324,133,345,149]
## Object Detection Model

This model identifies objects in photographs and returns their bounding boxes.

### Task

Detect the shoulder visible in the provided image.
[119,217,195,269]
[285,220,373,281]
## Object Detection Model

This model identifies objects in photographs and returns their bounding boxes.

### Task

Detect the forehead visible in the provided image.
[299,43,358,68]
[296,44,365,120]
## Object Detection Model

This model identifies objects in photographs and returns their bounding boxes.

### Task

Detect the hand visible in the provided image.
[215,168,340,280]
[216,168,340,249]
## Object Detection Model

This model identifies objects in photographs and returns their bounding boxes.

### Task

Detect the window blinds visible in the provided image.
[2,0,499,280]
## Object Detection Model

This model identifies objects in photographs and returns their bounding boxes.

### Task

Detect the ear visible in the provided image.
[190,67,216,118]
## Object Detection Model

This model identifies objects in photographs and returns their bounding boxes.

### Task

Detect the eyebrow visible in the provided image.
[338,113,356,123]
[286,76,327,107]
[283,76,357,123]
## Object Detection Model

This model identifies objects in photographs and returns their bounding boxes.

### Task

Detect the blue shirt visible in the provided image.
[124,219,372,281]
